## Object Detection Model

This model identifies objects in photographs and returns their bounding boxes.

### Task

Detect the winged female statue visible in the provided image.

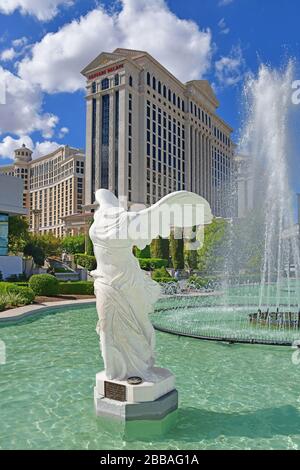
[89,189,212,382]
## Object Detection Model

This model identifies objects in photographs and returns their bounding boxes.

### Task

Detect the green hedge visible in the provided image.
[58,281,94,295]
[29,274,59,296]
[74,254,97,271]
[138,258,168,271]
[0,282,35,305]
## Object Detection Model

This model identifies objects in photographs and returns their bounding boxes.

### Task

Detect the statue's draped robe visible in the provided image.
[90,207,161,381]
[90,189,212,381]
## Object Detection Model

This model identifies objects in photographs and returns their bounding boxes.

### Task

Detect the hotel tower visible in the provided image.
[82,48,234,216]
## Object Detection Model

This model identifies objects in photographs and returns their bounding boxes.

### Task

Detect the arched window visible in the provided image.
[114,74,119,86]
[101,78,109,90]
[129,75,133,87]
[173,93,176,105]
[181,99,185,112]
[152,76,156,90]
[158,81,161,94]
[177,96,180,109]
[168,89,171,101]
[147,72,151,86]
[163,85,167,98]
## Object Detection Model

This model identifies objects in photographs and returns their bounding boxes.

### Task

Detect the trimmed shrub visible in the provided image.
[152,267,173,282]
[74,254,97,271]
[29,274,59,297]
[0,282,35,306]
[14,286,35,304]
[138,258,168,271]
[58,281,94,296]
[0,282,13,294]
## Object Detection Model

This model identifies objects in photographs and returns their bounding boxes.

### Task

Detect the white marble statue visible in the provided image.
[90,189,212,382]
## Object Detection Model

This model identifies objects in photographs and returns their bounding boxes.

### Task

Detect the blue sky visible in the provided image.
[0,0,299,196]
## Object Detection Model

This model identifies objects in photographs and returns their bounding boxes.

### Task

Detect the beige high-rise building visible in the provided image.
[0,145,85,236]
[82,48,234,216]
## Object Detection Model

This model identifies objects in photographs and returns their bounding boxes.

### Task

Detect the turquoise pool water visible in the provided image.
[0,304,300,450]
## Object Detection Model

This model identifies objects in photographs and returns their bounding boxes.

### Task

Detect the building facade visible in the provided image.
[0,174,27,279]
[82,48,234,216]
[0,145,85,237]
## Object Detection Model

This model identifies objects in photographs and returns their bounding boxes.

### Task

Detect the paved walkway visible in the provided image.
[0,298,96,323]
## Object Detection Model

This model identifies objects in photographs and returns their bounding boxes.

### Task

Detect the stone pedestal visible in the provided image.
[94,367,178,426]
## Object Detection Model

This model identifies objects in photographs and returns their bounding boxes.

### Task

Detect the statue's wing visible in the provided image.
[127,191,213,249]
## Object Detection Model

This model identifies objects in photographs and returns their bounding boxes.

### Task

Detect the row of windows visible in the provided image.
[213,126,230,147]
[146,101,186,173]
[190,101,212,129]
[146,72,185,112]
[189,102,231,149]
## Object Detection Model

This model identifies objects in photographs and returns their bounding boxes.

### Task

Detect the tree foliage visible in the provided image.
[150,236,169,260]
[86,218,94,256]
[170,228,184,270]
[29,233,62,258]
[197,218,229,275]
[23,243,45,267]
[8,216,30,254]
[62,234,85,254]
[184,226,198,271]
[134,245,151,258]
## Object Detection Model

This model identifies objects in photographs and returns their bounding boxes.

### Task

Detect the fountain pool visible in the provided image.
[1,303,300,450]
[153,282,300,345]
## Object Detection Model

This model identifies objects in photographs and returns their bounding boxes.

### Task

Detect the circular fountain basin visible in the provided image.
[152,290,300,346]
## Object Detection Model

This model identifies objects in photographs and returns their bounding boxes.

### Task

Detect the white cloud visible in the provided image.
[215,46,245,86]
[32,140,61,158]
[0,66,59,137]
[218,0,234,6]
[12,36,28,48]
[0,135,61,160]
[58,126,69,138]
[218,18,230,35]
[0,48,16,61]
[0,0,74,21]
[18,0,212,93]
